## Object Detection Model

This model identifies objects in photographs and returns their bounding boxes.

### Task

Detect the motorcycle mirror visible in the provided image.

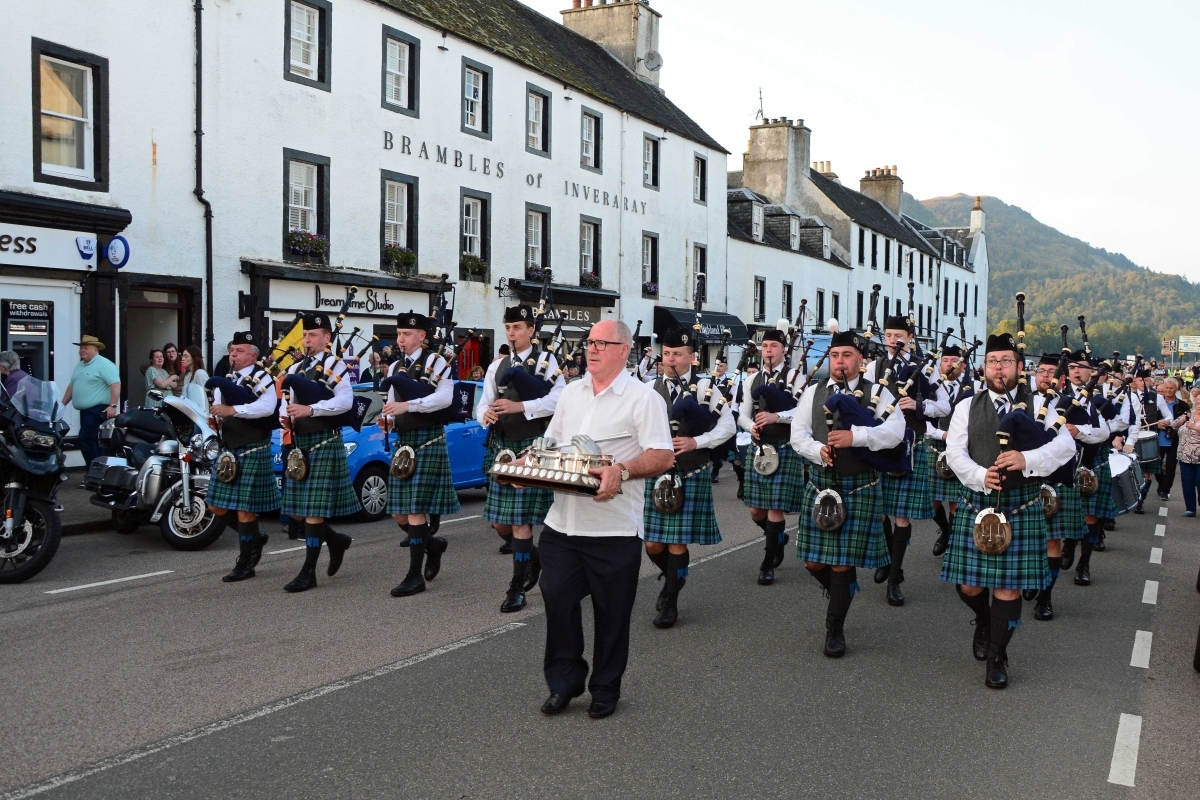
[147,390,164,402]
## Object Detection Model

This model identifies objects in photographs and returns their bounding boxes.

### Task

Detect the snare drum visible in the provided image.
[1134,430,1160,464]
[1108,451,1140,515]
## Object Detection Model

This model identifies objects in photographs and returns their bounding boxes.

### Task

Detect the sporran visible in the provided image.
[972,507,1012,555]
[216,450,239,484]
[811,488,846,532]
[652,473,684,514]
[285,448,309,482]
[391,444,417,480]
[753,443,780,476]
[1077,466,1099,496]
[1040,484,1059,519]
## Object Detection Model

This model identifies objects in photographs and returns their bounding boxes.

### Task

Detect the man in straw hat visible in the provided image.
[62,335,121,470]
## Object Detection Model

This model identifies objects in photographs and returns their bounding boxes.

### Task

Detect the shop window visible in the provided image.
[32,39,109,191]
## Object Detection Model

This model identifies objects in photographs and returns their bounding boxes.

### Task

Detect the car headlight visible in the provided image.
[344,442,357,456]
[203,436,223,461]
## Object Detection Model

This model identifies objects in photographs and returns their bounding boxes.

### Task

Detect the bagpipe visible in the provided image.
[822,390,914,474]
[204,370,280,430]
[750,293,816,417]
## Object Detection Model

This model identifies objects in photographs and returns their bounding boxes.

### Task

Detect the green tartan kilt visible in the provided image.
[206,441,281,514]
[1046,483,1085,541]
[743,440,806,513]
[281,430,361,519]
[643,463,723,546]
[941,483,1049,590]
[483,434,552,526]
[386,427,461,516]
[926,439,964,502]
[1141,457,1162,475]
[796,468,887,569]
[880,443,933,519]
[1083,446,1119,519]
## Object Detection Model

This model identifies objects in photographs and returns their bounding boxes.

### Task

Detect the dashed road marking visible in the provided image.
[1149,547,1163,564]
[1130,630,1153,668]
[44,571,175,595]
[1142,580,1159,605]
[441,514,482,524]
[1158,507,1168,517]
[1107,713,1142,786]
[267,545,306,555]
[1154,524,1166,537]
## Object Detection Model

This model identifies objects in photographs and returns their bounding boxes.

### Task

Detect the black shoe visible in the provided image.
[540,691,582,715]
[283,564,317,593]
[1074,567,1091,586]
[423,536,447,581]
[500,582,526,613]
[656,580,670,612]
[972,621,990,661]
[711,475,719,484]
[985,651,1009,689]
[1034,599,1054,621]
[499,538,513,555]
[1158,492,1170,501]
[390,571,426,597]
[772,533,789,568]
[653,594,679,628]
[222,556,255,582]
[823,630,847,658]
[1134,504,1145,515]
[1093,534,1106,553]
[873,565,891,584]
[757,563,775,586]
[1021,589,1038,602]
[1103,519,1115,531]
[399,536,411,548]
[1060,550,1076,571]
[325,531,352,577]
[523,547,542,591]
[932,528,950,556]
[428,514,441,536]
[250,534,269,569]
[736,486,744,500]
[587,699,617,719]
[886,570,905,606]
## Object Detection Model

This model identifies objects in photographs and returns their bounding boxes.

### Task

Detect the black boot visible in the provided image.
[1060,538,1078,571]
[932,506,952,556]
[524,544,542,590]
[1094,526,1107,552]
[758,523,779,585]
[223,530,257,582]
[284,523,322,592]
[286,516,304,540]
[424,534,448,581]
[498,531,513,554]
[1102,518,1115,532]
[957,585,991,661]
[1075,526,1097,585]
[886,525,909,606]
[824,568,857,657]
[772,521,789,568]
[428,514,441,536]
[324,523,352,577]
[985,597,1022,689]
[875,518,894,584]
[501,538,532,612]
[808,564,832,594]
[398,522,411,547]
[653,551,689,629]
[648,547,671,610]
[391,523,428,596]
[245,519,268,569]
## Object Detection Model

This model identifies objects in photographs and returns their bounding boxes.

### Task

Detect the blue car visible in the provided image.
[271,382,488,521]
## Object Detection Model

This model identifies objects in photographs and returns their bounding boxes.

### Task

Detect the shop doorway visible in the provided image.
[125,287,186,409]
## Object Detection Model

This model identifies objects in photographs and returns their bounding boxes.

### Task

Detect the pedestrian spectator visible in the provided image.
[360,351,384,385]
[144,349,175,408]
[1175,385,1200,517]
[62,335,120,471]
[0,351,30,399]
[469,364,485,381]
[1156,376,1185,500]
[179,346,210,411]
[162,343,183,395]
[563,362,580,383]
[381,344,394,364]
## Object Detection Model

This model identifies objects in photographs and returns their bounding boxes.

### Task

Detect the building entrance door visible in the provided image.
[125,288,186,409]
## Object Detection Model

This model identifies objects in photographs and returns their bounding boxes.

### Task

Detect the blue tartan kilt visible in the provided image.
[880,443,933,519]
[281,430,361,519]
[1046,483,1085,541]
[386,427,462,516]
[643,463,722,545]
[941,483,1049,590]
[206,440,281,514]
[743,440,806,513]
[483,434,552,526]
[796,468,888,569]
[926,439,964,503]
[1141,457,1162,475]
[1083,447,1119,519]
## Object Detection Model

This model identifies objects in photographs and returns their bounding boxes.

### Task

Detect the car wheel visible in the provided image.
[354,464,389,522]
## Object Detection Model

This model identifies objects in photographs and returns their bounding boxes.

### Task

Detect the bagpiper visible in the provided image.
[942,333,1075,689]
[206,330,282,583]
[791,330,905,657]
[382,311,461,598]
[278,313,360,593]
[642,327,735,628]
[1120,366,1169,514]
[927,345,969,556]
[477,303,564,612]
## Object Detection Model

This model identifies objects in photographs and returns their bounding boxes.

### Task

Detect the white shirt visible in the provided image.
[736,363,802,431]
[213,365,277,419]
[1126,390,1174,443]
[945,388,1076,493]
[386,349,452,414]
[790,376,906,466]
[542,369,673,537]
[656,369,736,450]
[1032,391,1106,445]
[280,353,353,420]
[475,346,565,424]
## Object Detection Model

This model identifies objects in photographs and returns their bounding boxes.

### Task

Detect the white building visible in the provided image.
[0,0,733,410]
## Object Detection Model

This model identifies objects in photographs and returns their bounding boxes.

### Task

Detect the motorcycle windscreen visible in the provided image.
[10,377,65,423]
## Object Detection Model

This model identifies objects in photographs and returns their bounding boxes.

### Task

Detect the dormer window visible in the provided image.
[789,217,800,250]
[822,228,831,260]
[752,203,763,242]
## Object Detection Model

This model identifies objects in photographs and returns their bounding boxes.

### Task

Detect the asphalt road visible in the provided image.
[2,478,1198,799]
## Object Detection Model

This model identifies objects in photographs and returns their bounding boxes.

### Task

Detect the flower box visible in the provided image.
[460,253,490,283]
[287,229,329,265]
[383,244,418,276]
[642,281,659,298]
[580,271,602,289]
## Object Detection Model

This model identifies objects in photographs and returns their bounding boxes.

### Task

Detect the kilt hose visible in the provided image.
[643,463,723,546]
[796,468,887,569]
[1083,445,1119,519]
[941,483,1049,590]
[386,427,461,517]
[880,443,933,519]
[743,440,806,513]
[1045,483,1085,541]
[281,429,361,520]
[926,439,964,503]
[483,433,552,526]
[207,440,281,514]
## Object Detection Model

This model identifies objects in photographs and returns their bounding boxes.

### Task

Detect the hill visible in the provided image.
[908,193,1200,360]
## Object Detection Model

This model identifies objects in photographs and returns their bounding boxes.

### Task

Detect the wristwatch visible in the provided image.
[617,463,630,482]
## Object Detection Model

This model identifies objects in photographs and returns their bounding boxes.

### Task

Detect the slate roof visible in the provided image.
[375,0,728,153]
[726,211,850,269]
[809,171,938,257]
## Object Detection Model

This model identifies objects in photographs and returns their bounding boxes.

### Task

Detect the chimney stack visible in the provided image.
[860,165,903,216]
[970,196,986,233]
[740,117,811,207]
[562,0,664,86]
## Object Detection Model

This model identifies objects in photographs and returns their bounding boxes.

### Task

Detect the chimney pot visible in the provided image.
[572,0,581,6]
[891,164,898,175]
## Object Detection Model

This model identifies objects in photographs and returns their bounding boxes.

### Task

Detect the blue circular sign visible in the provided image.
[106,235,131,269]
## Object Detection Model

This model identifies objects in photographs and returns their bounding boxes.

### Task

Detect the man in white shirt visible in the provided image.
[535,319,673,720]
[791,330,905,658]
[927,346,968,556]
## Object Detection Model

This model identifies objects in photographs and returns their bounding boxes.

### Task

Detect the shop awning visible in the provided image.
[506,278,620,308]
[241,259,447,295]
[654,306,749,345]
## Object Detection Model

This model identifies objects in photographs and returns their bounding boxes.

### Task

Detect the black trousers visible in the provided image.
[538,526,642,703]
[1157,442,1179,496]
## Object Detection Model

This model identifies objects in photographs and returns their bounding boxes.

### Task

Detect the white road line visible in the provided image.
[1154,524,1166,537]
[440,514,482,525]
[1142,580,1159,605]
[266,545,306,555]
[0,622,525,800]
[1130,630,1153,668]
[693,526,798,566]
[1107,713,1142,786]
[1158,506,1168,517]
[44,571,175,595]
[1149,547,1163,564]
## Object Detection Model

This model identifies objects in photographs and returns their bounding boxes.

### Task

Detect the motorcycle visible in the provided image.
[0,377,70,583]
[85,387,226,550]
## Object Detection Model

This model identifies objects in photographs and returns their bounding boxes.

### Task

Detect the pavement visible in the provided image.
[57,475,112,536]
[2,475,1199,799]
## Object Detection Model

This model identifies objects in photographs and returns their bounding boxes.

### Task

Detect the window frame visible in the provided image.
[282,148,331,261]
[380,169,418,261]
[816,290,826,330]
[642,134,660,190]
[789,217,801,251]
[884,238,891,273]
[525,83,552,159]
[380,26,420,117]
[943,278,950,314]
[974,285,979,317]
[693,243,707,304]
[284,0,332,92]
[580,107,603,174]
[781,281,793,321]
[641,231,659,288]
[856,291,865,329]
[580,214,602,281]
[857,226,865,265]
[31,39,109,191]
[753,276,767,323]
[460,57,493,140]
[871,233,878,269]
[459,187,491,277]
[693,153,708,204]
[832,292,840,326]
[524,201,551,275]
[751,203,763,242]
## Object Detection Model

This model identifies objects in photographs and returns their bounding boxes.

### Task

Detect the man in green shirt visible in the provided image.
[62,335,121,469]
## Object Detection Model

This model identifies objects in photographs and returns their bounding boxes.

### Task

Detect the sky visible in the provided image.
[523,0,1200,280]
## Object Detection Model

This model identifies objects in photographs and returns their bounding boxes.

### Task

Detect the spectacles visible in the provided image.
[985,358,1018,367]
[581,339,627,352]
